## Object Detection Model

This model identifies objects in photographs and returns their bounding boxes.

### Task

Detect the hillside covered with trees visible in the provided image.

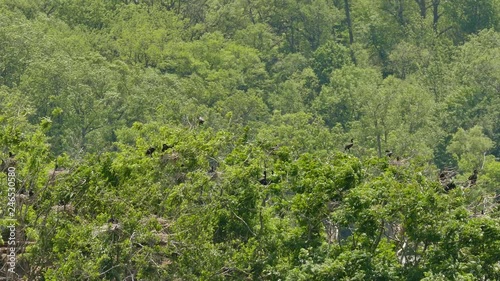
[1,0,500,280]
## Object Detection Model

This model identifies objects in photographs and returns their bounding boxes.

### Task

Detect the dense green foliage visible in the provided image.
[1,0,499,280]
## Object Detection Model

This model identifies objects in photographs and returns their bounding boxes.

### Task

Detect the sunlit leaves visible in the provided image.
[447,126,494,171]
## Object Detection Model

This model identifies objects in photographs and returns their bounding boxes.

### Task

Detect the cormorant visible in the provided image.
[108,217,118,224]
[259,171,270,185]
[162,144,174,152]
[2,151,17,172]
[209,165,216,173]
[208,165,218,179]
[146,147,156,156]
[468,169,478,186]
[385,150,393,157]
[198,117,205,125]
[54,162,66,171]
[344,139,354,152]
[444,181,456,192]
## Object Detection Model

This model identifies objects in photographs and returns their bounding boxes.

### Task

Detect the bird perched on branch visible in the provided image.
[162,144,174,152]
[344,139,354,152]
[145,147,156,157]
[444,181,456,192]
[19,188,34,197]
[1,151,17,172]
[438,168,459,192]
[209,165,216,173]
[468,169,478,186]
[259,171,270,186]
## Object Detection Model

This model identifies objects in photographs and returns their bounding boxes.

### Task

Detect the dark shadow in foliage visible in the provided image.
[101,156,120,187]
[433,135,457,169]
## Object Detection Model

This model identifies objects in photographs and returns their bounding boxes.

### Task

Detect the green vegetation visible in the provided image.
[1,0,499,279]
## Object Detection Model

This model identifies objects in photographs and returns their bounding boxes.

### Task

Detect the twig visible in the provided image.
[231,210,256,236]
[99,264,122,276]
[481,152,486,170]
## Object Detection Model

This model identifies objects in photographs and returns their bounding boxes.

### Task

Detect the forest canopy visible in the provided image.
[0,0,499,280]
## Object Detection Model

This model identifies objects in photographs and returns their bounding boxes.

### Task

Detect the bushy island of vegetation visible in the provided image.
[1,0,499,280]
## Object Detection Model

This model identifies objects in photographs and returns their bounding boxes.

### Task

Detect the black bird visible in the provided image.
[209,165,216,173]
[2,152,17,172]
[259,171,270,186]
[20,188,34,196]
[208,165,218,179]
[108,217,118,224]
[439,172,446,180]
[444,181,456,192]
[145,147,156,156]
[198,116,205,125]
[468,169,478,186]
[54,162,66,171]
[385,150,393,157]
[344,139,354,152]
[162,144,174,152]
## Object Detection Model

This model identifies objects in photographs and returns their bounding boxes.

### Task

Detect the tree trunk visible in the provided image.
[344,0,354,44]
[374,114,382,157]
[81,127,87,151]
[290,20,296,52]
[432,0,440,31]
[415,0,426,18]
[397,0,405,26]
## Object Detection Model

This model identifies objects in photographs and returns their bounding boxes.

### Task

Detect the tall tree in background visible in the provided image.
[344,0,354,44]
[444,0,500,40]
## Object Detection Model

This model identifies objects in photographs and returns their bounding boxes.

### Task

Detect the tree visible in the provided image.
[447,126,494,172]
[444,0,500,41]
[312,65,380,128]
[110,3,184,67]
[444,30,500,156]
[313,41,353,85]
[344,0,354,44]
